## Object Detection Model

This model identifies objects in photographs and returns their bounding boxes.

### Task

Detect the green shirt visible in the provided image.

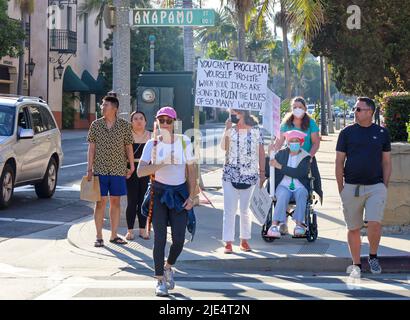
[280,118,319,153]
[87,117,134,176]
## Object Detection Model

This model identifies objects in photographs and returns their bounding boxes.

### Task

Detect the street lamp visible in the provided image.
[54,62,64,81]
[25,58,36,76]
[149,34,156,72]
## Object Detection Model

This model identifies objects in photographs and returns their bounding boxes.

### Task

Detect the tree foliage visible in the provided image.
[309,0,410,97]
[0,0,25,59]
[99,27,184,98]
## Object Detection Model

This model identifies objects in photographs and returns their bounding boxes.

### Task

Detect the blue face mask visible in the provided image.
[289,142,301,153]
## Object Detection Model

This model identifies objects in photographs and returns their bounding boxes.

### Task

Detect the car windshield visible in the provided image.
[0,105,15,136]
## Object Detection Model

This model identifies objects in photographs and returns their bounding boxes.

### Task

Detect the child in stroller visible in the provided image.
[263,130,323,240]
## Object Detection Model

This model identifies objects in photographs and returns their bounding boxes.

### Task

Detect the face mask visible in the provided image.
[289,142,301,153]
[293,108,305,118]
[231,114,240,124]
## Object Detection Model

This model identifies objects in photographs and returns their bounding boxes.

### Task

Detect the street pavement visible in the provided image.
[0,122,409,300]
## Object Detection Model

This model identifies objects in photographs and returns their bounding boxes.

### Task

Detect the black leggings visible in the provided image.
[152,192,188,276]
[126,172,149,229]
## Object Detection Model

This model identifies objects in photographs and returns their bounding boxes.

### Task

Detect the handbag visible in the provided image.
[80,175,101,202]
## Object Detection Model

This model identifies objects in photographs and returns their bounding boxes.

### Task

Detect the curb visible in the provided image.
[179,256,410,273]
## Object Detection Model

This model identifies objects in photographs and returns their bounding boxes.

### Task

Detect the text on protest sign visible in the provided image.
[195,59,269,111]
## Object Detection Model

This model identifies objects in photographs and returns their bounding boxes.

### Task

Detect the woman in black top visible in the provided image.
[125,111,151,240]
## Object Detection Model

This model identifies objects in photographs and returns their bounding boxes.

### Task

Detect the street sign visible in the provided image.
[132,8,215,27]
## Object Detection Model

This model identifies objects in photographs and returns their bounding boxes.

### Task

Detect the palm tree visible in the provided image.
[195,7,236,50]
[221,0,254,61]
[257,0,324,99]
[15,0,34,95]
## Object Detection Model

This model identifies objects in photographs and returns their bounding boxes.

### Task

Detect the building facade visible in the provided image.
[0,0,111,129]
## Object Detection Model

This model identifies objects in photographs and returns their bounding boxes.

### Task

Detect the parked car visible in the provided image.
[0,95,63,208]
[349,110,355,119]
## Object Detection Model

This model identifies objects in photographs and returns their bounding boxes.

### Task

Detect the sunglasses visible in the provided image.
[158,118,174,124]
[353,107,372,112]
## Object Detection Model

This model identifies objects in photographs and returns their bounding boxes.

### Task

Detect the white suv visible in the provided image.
[0,95,63,209]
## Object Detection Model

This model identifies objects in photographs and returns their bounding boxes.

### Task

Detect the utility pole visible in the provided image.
[149,35,156,71]
[113,0,131,118]
[320,56,328,136]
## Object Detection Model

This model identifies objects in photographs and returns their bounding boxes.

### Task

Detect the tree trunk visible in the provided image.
[183,0,194,71]
[113,0,131,119]
[320,56,328,136]
[17,16,26,95]
[237,8,246,61]
[281,6,291,100]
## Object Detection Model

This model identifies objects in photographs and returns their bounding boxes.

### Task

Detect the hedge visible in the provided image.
[380,92,410,142]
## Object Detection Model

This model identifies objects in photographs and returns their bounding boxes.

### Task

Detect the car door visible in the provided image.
[13,106,38,183]
[27,105,51,180]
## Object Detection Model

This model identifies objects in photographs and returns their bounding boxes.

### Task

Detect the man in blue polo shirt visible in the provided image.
[336,97,392,278]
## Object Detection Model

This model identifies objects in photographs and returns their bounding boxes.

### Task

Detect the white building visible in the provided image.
[0,0,111,129]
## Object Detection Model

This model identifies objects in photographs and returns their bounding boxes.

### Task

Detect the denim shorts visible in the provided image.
[98,175,127,197]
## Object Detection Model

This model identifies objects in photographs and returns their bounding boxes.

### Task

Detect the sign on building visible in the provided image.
[195,59,269,111]
[132,9,215,27]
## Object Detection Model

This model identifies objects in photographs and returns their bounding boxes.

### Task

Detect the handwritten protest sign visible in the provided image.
[260,88,281,138]
[195,59,269,111]
[250,182,272,225]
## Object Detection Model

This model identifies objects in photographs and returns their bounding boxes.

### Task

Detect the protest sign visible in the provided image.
[195,59,269,111]
[260,88,281,138]
[250,183,272,225]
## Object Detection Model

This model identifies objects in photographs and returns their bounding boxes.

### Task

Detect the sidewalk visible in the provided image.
[67,131,410,273]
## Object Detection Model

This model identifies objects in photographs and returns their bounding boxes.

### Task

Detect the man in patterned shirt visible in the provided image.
[87,96,135,247]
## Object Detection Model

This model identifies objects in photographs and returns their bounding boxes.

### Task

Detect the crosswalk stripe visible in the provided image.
[35,278,410,300]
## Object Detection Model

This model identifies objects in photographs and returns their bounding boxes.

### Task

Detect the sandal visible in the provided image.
[94,239,104,247]
[109,237,128,245]
[125,232,134,241]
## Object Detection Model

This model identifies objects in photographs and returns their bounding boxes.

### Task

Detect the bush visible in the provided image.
[380,92,410,142]
[62,93,77,129]
[407,121,410,143]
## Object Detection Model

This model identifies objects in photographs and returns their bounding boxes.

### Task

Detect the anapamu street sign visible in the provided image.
[132,9,215,27]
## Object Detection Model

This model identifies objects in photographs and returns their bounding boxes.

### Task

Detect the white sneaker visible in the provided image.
[267,225,281,238]
[164,267,175,290]
[346,265,361,279]
[155,279,169,297]
[293,225,306,237]
[279,223,288,235]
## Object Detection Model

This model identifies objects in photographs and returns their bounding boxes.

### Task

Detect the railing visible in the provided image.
[49,29,77,54]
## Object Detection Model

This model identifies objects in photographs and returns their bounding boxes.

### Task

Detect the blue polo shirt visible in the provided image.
[336,123,391,185]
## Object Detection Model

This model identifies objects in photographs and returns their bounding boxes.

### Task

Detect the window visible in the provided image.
[83,13,88,44]
[0,105,15,136]
[40,107,57,131]
[67,6,72,31]
[98,21,103,48]
[18,107,30,130]
[29,106,47,134]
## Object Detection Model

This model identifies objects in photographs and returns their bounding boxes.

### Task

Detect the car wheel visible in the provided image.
[35,158,58,199]
[0,164,14,209]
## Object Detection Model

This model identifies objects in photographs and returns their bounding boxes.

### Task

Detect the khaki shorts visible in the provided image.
[340,183,387,230]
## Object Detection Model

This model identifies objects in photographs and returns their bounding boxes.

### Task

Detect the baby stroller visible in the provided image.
[261,157,322,243]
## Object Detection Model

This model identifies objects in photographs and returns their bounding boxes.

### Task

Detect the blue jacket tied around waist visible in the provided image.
[142,181,196,241]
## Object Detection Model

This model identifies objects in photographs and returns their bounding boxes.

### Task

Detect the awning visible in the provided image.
[63,66,89,93]
[95,73,107,96]
[80,70,107,95]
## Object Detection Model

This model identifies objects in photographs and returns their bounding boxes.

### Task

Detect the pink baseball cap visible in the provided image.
[283,130,307,143]
[156,106,177,119]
